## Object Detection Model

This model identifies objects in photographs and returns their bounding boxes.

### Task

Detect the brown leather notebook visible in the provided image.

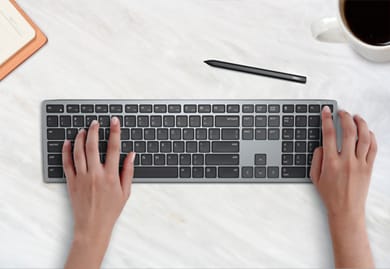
[0,0,47,81]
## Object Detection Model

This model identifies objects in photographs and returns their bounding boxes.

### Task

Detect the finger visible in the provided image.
[321,106,338,158]
[85,120,101,170]
[62,140,76,179]
[120,152,136,199]
[310,147,323,186]
[339,110,357,158]
[366,131,378,165]
[73,129,87,174]
[354,115,371,160]
[105,117,121,173]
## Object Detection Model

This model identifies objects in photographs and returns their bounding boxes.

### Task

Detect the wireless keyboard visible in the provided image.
[42,99,340,183]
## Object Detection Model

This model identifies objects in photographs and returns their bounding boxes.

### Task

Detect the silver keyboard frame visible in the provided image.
[42,99,341,183]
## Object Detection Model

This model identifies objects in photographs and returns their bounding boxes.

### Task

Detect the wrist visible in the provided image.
[73,228,112,249]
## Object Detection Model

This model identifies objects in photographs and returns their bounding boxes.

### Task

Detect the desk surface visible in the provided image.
[1,0,390,267]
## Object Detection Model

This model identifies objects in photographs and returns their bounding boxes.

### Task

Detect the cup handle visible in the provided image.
[311,17,346,43]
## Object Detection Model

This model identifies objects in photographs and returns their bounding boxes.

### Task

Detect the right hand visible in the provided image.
[310,106,377,219]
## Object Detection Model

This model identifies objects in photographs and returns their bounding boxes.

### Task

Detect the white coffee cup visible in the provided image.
[311,0,390,62]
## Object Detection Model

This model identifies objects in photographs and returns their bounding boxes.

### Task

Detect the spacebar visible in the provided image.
[134,167,178,178]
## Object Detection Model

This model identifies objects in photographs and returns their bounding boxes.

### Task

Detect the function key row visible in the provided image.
[46,104,334,114]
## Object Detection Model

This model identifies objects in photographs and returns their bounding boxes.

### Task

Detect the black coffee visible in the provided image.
[344,0,390,46]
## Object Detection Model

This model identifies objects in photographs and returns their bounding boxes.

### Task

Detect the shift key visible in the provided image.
[206,154,239,165]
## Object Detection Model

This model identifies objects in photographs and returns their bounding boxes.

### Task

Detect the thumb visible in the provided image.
[120,152,136,199]
[310,147,323,186]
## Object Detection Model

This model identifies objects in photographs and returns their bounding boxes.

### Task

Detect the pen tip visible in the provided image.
[204,60,214,65]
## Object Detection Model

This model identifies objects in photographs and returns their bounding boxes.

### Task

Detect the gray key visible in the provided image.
[267,167,279,178]
[206,154,239,165]
[212,141,239,152]
[255,154,267,165]
[255,167,266,178]
[242,167,253,178]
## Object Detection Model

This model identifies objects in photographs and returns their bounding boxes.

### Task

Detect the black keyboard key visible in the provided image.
[47,129,65,140]
[137,116,149,127]
[111,115,123,127]
[147,141,159,152]
[170,129,181,140]
[164,116,175,127]
[295,128,307,140]
[186,141,197,153]
[309,116,321,127]
[282,167,306,178]
[199,141,210,153]
[144,129,155,140]
[282,128,294,140]
[154,154,165,165]
[206,154,239,165]
[296,104,307,113]
[242,167,253,178]
[268,105,280,113]
[46,104,64,113]
[167,154,178,165]
[268,128,280,140]
[48,154,62,165]
[255,167,266,178]
[192,154,204,165]
[67,129,78,140]
[180,167,191,178]
[282,154,293,165]
[215,116,239,127]
[321,104,334,112]
[110,105,122,113]
[198,104,211,113]
[60,116,72,127]
[81,105,94,113]
[213,105,225,113]
[209,129,220,140]
[184,105,197,113]
[86,116,97,127]
[242,116,254,127]
[48,167,63,178]
[154,105,167,113]
[309,105,320,113]
[255,105,267,113]
[176,115,188,127]
[140,105,152,113]
[283,105,294,113]
[227,105,239,113]
[173,141,185,152]
[96,105,108,113]
[134,141,146,152]
[295,116,307,127]
[218,167,239,178]
[160,141,172,152]
[47,141,63,152]
[183,129,194,140]
[308,128,320,140]
[282,142,293,152]
[242,129,254,140]
[255,154,267,165]
[267,167,279,178]
[202,116,214,127]
[141,154,153,165]
[242,104,254,113]
[205,167,217,178]
[151,116,162,127]
[192,167,204,178]
[308,141,320,153]
[157,129,169,140]
[308,154,313,165]
[67,104,79,113]
[180,154,191,165]
[99,116,110,127]
[196,128,207,140]
[255,128,266,140]
[212,141,239,153]
[282,116,294,127]
[222,129,239,140]
[125,116,136,127]
[131,129,143,140]
[268,116,280,127]
[168,105,181,113]
[125,105,138,113]
[47,116,58,127]
[295,154,306,165]
[255,116,267,127]
[73,116,84,127]
[134,167,178,178]
[122,141,133,153]
[295,141,306,152]
[189,116,201,127]
[121,128,130,140]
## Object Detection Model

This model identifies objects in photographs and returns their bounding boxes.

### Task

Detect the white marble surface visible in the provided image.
[0,0,389,267]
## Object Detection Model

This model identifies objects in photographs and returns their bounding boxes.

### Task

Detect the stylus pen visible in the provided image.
[204,59,307,84]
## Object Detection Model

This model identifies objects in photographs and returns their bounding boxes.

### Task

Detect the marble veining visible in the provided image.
[0,0,389,267]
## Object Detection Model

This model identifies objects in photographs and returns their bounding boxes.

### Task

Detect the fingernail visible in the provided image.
[130,152,136,163]
[90,120,98,127]
[323,106,331,113]
[111,117,118,125]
